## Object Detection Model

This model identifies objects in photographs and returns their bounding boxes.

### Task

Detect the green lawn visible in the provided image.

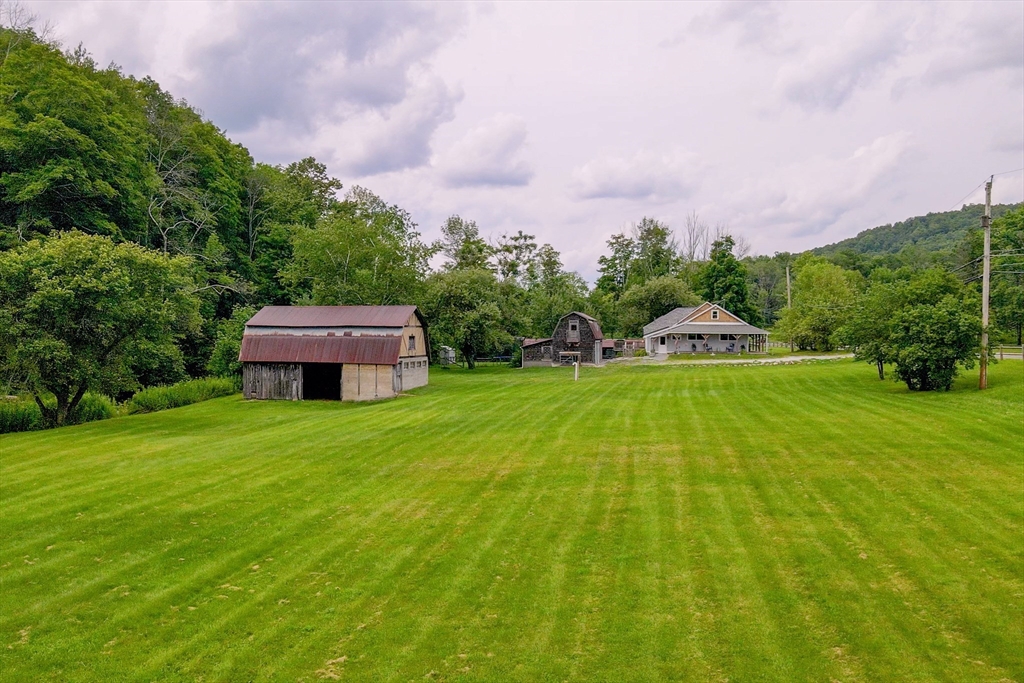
[2,360,1022,682]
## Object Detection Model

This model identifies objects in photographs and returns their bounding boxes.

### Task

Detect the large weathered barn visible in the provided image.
[239,306,429,401]
[521,311,604,367]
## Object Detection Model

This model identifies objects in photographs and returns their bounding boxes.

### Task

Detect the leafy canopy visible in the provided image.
[0,231,200,424]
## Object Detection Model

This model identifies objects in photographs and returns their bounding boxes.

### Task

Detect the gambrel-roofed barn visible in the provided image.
[522,311,604,367]
[643,302,768,355]
[239,305,429,401]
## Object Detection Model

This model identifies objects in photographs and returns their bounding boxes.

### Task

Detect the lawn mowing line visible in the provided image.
[375,376,614,679]
[0,408,475,630]
[801,447,1023,680]
[763,437,966,680]
[128,452,492,679]
[136,393,556,679]
[730,385,873,682]
[691,379,797,681]
[518,440,610,674]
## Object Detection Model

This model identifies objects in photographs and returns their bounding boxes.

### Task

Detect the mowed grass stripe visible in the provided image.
[1,360,1021,682]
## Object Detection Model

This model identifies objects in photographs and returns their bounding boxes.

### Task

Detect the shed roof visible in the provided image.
[643,306,700,336]
[521,337,553,347]
[239,334,402,365]
[247,305,419,329]
[559,311,603,340]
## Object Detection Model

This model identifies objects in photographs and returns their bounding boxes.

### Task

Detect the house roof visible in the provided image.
[559,311,603,340]
[247,305,420,329]
[643,306,700,336]
[239,334,402,365]
[521,337,553,347]
[660,322,769,336]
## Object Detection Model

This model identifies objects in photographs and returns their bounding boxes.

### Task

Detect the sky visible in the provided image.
[27,0,1024,280]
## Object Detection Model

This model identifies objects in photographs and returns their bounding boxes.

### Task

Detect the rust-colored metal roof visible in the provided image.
[239,334,402,365]
[247,305,419,328]
[521,337,553,347]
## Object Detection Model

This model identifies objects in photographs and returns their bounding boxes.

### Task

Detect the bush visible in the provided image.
[633,349,648,357]
[0,397,40,434]
[0,392,117,434]
[72,393,118,423]
[127,378,236,414]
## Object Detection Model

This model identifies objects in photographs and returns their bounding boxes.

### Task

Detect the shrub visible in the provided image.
[0,392,117,434]
[127,378,236,414]
[0,397,41,434]
[633,349,648,357]
[71,393,118,423]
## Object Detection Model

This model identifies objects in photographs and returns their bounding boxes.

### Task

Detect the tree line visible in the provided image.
[2,24,1020,424]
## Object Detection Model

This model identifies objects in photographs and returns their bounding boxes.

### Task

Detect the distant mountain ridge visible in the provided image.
[811,203,1023,256]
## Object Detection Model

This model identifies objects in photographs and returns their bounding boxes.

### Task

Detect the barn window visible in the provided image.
[711,310,719,320]
[570,322,578,332]
[408,334,416,351]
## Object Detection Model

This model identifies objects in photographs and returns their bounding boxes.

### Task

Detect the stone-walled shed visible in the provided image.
[522,311,604,367]
[239,305,429,401]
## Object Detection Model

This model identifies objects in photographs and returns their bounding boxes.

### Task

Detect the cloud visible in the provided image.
[680,1,794,54]
[733,132,913,238]
[921,5,1024,87]
[435,114,534,188]
[570,150,699,203]
[775,5,916,111]
[182,2,467,174]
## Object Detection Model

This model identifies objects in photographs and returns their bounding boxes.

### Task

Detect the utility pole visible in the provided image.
[979,176,993,389]
[786,264,793,353]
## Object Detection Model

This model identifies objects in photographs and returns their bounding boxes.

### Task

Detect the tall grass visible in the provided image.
[0,392,117,434]
[126,377,236,414]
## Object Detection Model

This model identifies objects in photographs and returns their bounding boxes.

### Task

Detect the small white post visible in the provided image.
[574,360,579,381]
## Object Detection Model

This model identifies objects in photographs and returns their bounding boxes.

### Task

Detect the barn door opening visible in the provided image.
[301,363,341,400]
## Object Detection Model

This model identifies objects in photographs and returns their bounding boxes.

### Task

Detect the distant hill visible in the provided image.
[812,203,1023,256]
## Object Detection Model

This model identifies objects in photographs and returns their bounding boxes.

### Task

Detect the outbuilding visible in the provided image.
[239,305,429,401]
[521,311,604,367]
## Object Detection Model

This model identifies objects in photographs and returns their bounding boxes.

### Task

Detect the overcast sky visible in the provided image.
[30,0,1024,279]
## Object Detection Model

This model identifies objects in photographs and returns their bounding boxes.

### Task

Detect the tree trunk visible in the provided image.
[877,360,885,380]
[33,393,57,427]
[63,384,89,425]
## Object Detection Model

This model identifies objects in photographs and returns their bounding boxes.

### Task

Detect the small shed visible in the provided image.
[521,312,604,367]
[239,305,429,401]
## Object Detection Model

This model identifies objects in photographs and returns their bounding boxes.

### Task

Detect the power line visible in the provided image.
[946,168,1024,212]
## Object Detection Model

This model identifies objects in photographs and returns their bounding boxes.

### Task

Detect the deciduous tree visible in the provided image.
[0,232,200,425]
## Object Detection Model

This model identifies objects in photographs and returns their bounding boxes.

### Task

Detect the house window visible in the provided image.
[687,333,699,340]
[408,334,416,352]
[720,334,737,341]
[659,336,666,345]
[711,309,719,320]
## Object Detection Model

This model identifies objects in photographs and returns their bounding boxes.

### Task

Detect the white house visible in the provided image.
[643,302,768,355]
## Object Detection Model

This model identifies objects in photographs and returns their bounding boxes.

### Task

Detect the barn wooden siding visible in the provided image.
[243,363,302,400]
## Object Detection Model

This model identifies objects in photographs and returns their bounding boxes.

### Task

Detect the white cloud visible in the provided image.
[733,132,914,241]
[570,150,700,203]
[921,5,1024,88]
[435,114,534,188]
[774,5,916,111]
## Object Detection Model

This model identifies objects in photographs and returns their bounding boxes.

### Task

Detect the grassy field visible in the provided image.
[1,360,1021,682]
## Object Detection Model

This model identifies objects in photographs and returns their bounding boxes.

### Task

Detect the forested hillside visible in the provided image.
[812,203,1022,256]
